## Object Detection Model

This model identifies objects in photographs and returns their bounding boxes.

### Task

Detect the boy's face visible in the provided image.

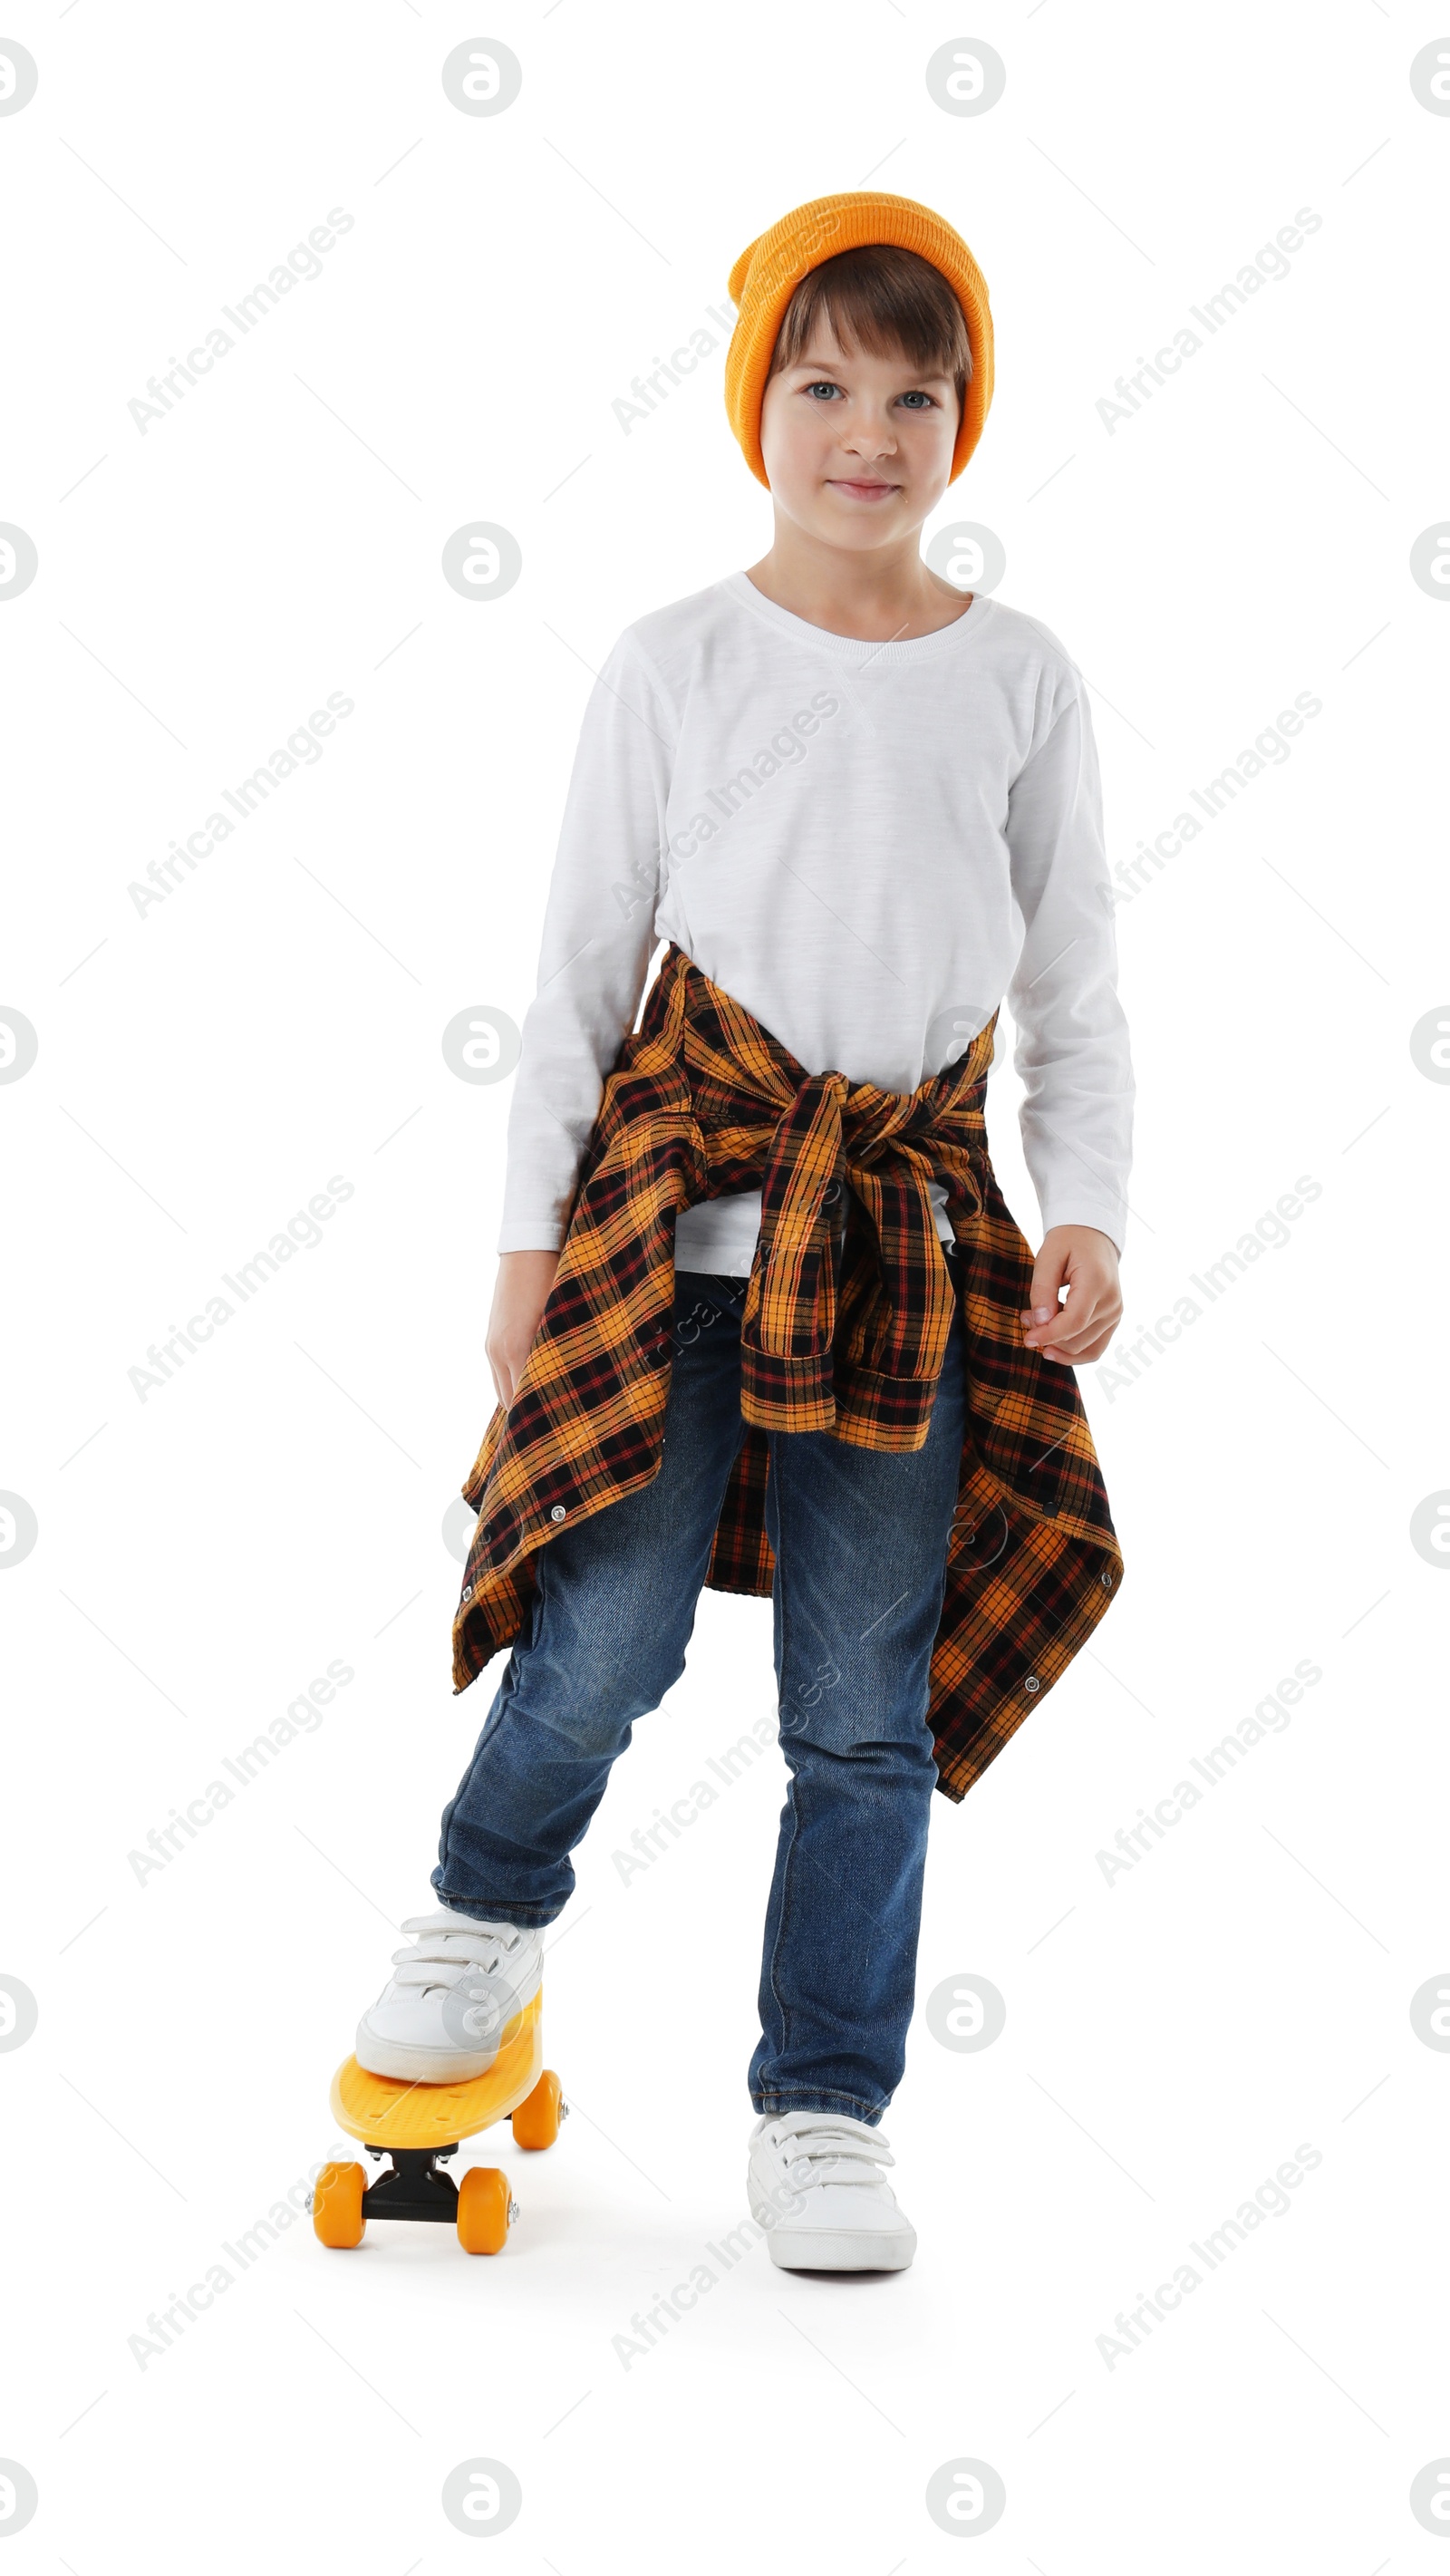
[758,317,960,552]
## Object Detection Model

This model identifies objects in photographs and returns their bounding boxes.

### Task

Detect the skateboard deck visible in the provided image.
[312,1989,566,2253]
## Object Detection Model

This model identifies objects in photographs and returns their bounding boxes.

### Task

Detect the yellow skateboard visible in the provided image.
[311,1990,566,2254]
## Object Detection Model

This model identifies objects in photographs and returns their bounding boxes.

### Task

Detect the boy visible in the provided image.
[353,192,1132,2271]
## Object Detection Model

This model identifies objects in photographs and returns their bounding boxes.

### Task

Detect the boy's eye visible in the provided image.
[802,381,937,409]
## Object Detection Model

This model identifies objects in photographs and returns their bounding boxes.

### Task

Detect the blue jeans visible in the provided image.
[433,1256,968,2123]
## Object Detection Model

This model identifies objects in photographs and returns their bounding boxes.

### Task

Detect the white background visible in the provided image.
[2,2,1447,2568]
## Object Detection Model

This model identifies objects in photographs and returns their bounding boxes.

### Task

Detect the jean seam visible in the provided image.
[765,1779,800,2090]
[436,1658,518,1896]
[751,2088,884,2124]
[431,1898,559,1930]
[763,1443,802,2096]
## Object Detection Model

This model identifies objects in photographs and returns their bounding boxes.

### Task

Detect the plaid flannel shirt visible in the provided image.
[452,944,1124,1802]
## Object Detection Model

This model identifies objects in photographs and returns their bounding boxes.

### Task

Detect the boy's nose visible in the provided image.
[841,427,896,458]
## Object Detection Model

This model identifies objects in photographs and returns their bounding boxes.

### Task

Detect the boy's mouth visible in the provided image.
[827,478,900,502]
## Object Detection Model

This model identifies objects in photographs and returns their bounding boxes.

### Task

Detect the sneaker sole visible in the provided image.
[762,2223,917,2272]
[354,2034,499,2084]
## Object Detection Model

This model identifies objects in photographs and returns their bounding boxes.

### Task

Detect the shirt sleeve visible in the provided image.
[497,630,677,1254]
[1004,669,1135,1257]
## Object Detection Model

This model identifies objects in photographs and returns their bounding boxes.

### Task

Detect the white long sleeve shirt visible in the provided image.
[498,570,1133,1272]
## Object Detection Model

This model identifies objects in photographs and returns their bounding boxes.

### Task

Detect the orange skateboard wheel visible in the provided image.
[457,2164,513,2254]
[313,2160,366,2248]
[511,2068,565,2151]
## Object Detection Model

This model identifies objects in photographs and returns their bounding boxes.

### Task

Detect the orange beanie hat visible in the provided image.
[723,189,994,489]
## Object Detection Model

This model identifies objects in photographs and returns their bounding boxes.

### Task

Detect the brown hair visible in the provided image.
[766,243,973,426]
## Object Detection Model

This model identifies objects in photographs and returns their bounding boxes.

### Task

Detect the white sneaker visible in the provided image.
[354,1904,544,2083]
[748,2110,917,2271]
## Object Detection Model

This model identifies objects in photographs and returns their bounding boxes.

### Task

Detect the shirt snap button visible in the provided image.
[549,1505,566,1523]
[1100,1569,1114,1589]
[1024,1674,1040,1694]
[462,1583,474,1600]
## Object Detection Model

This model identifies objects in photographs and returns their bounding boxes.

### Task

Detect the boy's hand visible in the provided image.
[1020,1225,1122,1366]
[486,1249,561,1409]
